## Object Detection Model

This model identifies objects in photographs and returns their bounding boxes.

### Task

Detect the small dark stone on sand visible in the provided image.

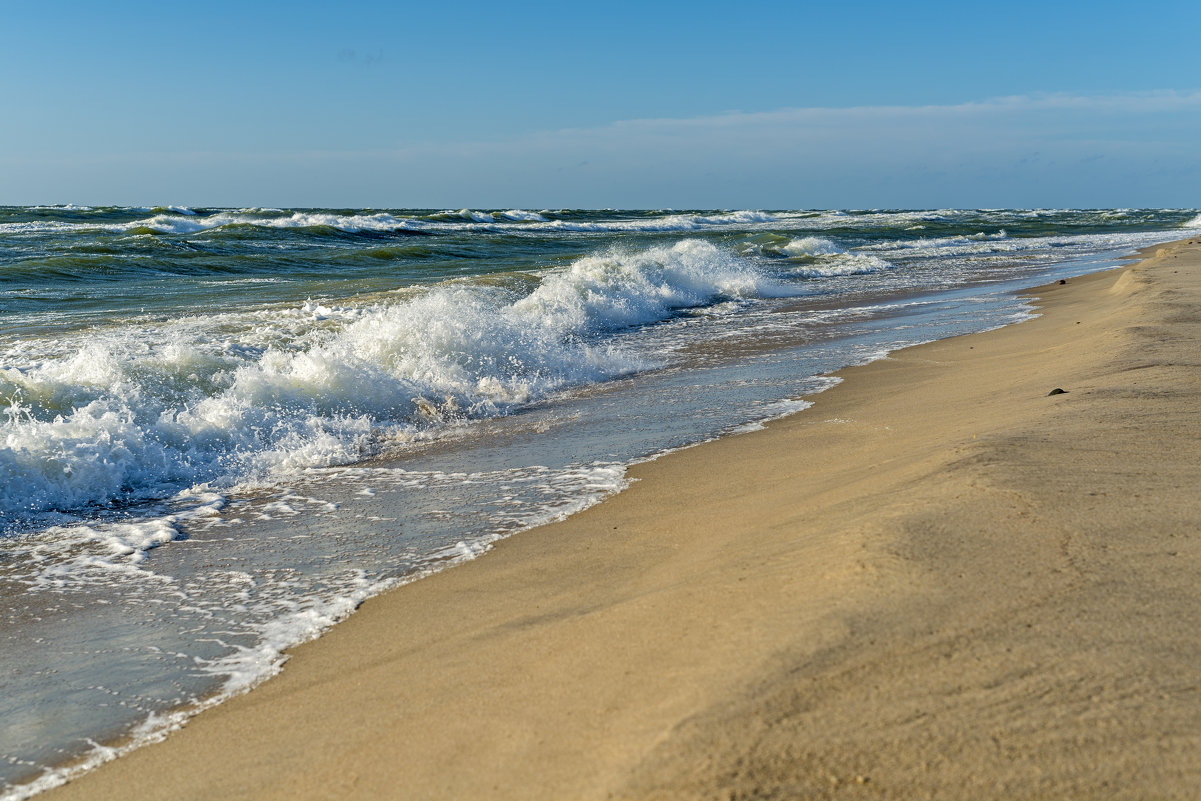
[1058,279,1067,285]
[1048,388,1067,396]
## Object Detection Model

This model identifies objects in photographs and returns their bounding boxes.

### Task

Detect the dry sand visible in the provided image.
[42,239,1201,800]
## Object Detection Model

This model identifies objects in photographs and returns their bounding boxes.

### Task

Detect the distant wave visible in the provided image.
[0,209,786,237]
[527,209,779,233]
[4,208,1194,240]
[0,211,421,237]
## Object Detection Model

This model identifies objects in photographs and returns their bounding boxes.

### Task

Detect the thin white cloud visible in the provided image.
[383,90,1201,207]
[429,89,1201,153]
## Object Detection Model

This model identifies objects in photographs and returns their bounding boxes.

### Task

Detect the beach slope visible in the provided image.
[43,240,1201,800]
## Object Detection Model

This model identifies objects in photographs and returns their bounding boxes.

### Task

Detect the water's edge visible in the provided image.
[3,251,1150,801]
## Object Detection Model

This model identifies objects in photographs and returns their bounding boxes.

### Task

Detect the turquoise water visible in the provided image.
[1,206,1196,797]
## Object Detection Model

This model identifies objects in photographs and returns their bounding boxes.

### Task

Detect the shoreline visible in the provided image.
[36,238,1201,799]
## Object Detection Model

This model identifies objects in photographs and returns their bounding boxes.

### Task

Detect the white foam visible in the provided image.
[77,518,182,563]
[195,569,390,694]
[728,398,814,433]
[862,232,1015,255]
[789,252,895,277]
[1183,213,1201,228]
[14,493,224,595]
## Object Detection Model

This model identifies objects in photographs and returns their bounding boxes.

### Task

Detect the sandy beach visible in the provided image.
[40,238,1201,800]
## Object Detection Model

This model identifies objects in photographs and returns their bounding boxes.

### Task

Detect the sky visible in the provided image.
[2,0,1199,209]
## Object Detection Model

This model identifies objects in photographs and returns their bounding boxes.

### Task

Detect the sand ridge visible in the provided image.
[40,240,1201,800]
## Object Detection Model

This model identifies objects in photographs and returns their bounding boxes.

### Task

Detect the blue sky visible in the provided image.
[2,0,1199,208]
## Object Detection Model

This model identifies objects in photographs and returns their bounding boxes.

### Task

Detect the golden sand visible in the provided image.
[43,240,1201,800]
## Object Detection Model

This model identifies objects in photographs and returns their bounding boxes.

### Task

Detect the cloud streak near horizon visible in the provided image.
[5,91,1200,209]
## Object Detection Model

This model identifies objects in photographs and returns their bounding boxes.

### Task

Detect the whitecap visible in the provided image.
[499,209,549,222]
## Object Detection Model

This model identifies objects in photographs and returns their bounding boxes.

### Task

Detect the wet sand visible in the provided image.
[42,239,1201,800]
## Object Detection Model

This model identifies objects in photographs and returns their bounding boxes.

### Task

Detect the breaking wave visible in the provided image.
[746,236,897,277]
[0,240,786,527]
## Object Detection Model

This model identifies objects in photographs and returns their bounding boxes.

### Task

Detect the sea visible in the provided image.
[1,206,1197,797]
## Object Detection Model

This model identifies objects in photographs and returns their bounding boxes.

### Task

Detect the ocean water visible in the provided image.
[1,206,1196,796]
